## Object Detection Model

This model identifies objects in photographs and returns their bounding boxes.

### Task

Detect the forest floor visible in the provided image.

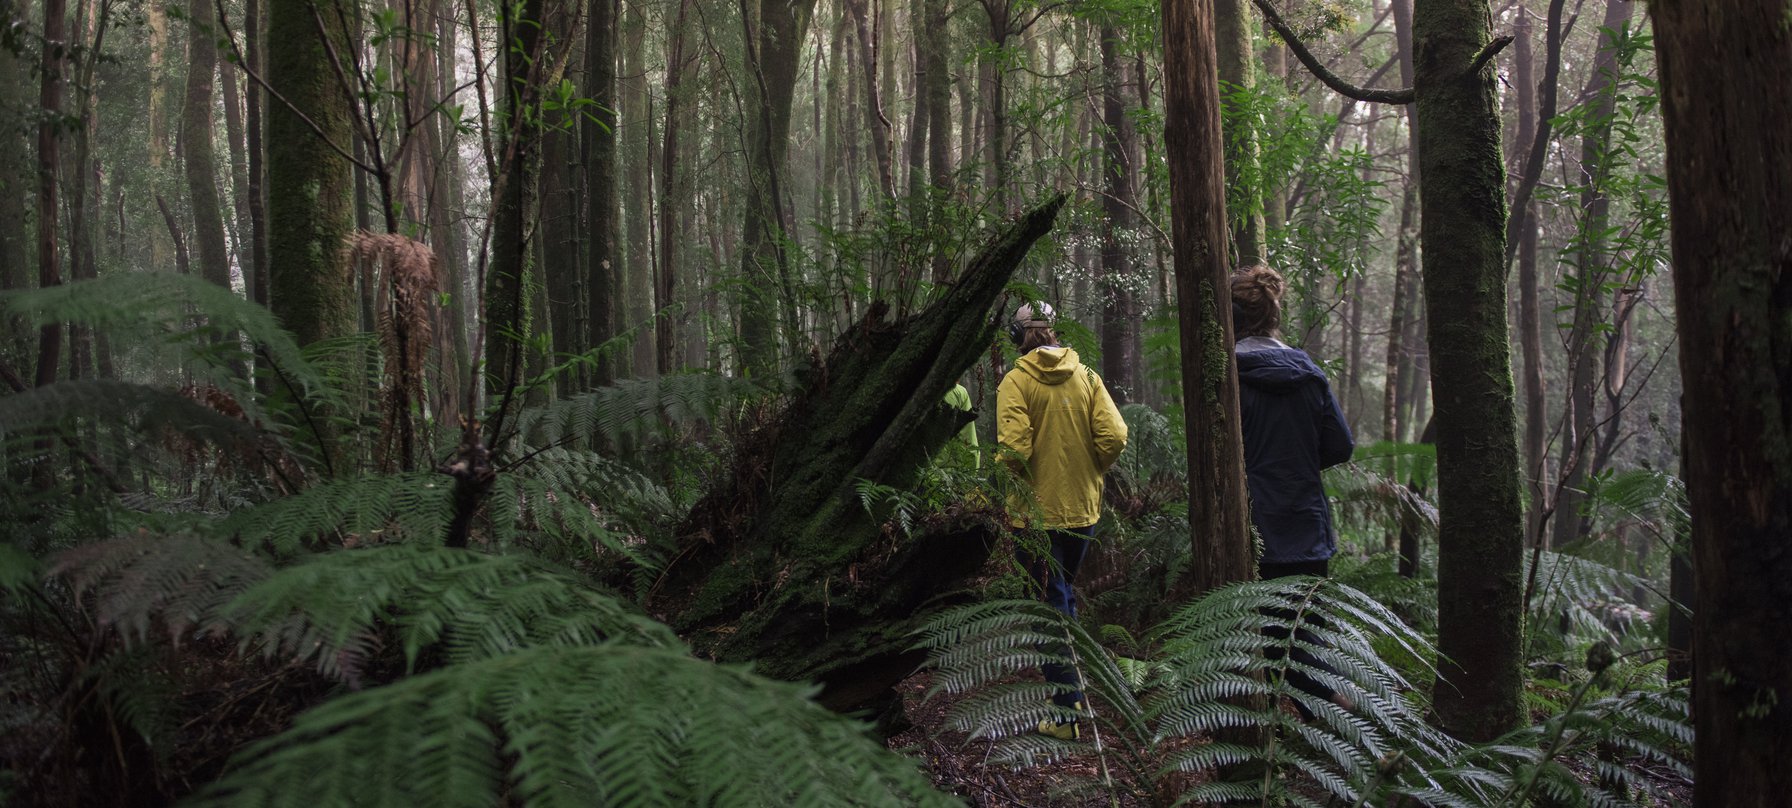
[888,670,1162,807]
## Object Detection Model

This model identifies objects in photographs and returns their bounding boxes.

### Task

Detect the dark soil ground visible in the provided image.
[887,670,1162,807]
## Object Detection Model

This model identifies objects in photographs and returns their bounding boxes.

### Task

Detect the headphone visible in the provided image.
[1007,301,1056,346]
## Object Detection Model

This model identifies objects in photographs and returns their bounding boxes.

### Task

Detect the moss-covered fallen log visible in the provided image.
[647,196,1065,718]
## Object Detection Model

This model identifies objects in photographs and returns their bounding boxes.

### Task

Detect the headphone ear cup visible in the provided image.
[1008,321,1025,346]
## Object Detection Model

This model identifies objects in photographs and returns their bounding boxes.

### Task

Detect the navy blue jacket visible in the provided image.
[1235,338,1354,564]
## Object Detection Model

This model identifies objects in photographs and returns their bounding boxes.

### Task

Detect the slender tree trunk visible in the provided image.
[580,0,617,385]
[431,0,467,420]
[35,0,68,388]
[0,0,29,358]
[1648,2,1792,800]
[655,0,692,376]
[148,0,173,274]
[220,54,255,294]
[623,2,655,377]
[1552,0,1632,549]
[1384,179,1414,443]
[1414,0,1524,742]
[1513,8,1548,549]
[1214,0,1262,266]
[924,0,951,283]
[244,0,269,309]
[736,0,819,378]
[1098,25,1139,404]
[844,0,894,199]
[1163,0,1252,592]
[185,0,234,300]
[66,0,103,381]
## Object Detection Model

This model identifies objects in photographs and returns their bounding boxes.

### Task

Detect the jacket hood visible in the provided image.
[1017,346,1082,385]
[1235,338,1326,392]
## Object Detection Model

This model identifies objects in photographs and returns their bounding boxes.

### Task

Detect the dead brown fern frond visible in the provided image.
[348,232,440,472]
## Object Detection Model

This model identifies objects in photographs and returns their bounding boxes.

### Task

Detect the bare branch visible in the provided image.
[1252,0,1414,103]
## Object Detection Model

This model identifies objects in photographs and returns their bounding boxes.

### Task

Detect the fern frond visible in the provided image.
[2,273,323,394]
[50,532,274,646]
[0,380,274,458]
[511,373,765,453]
[190,645,958,808]
[221,544,678,683]
[216,472,451,555]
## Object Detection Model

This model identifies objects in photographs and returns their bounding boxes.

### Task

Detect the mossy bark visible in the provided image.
[1214,0,1264,266]
[485,0,544,397]
[1412,0,1525,742]
[648,197,1064,711]
[1163,0,1254,593]
[266,0,355,350]
[1648,0,1792,800]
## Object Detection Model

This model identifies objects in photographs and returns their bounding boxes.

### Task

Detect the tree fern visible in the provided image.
[510,373,766,454]
[0,380,278,463]
[51,532,274,646]
[220,544,678,682]
[919,579,1690,806]
[2,273,325,396]
[188,645,960,808]
[215,472,452,555]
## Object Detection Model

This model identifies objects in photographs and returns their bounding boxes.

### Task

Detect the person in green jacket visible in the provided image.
[996,301,1128,740]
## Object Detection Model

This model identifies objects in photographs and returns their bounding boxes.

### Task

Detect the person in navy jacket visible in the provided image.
[1231,264,1356,717]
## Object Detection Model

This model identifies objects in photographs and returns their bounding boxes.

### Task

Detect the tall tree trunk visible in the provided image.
[1214,0,1262,266]
[0,0,29,356]
[1384,179,1415,443]
[923,0,951,283]
[220,55,255,295]
[655,0,691,376]
[66,0,104,381]
[244,0,270,310]
[540,112,583,395]
[583,0,618,385]
[1649,2,1792,800]
[623,2,656,377]
[148,0,172,274]
[268,0,356,350]
[736,0,819,378]
[1098,24,1139,405]
[430,0,467,421]
[1414,0,1524,742]
[1163,0,1252,592]
[185,0,234,299]
[486,0,546,395]
[1513,8,1548,549]
[35,0,67,388]
[1551,0,1632,549]
[844,0,894,199]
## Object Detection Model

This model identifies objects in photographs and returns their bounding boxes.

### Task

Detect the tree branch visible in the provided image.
[1252,0,1414,103]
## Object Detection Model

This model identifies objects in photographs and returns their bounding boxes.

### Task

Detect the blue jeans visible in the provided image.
[1019,525,1094,709]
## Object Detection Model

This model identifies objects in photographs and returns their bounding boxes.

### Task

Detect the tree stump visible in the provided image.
[646,196,1065,720]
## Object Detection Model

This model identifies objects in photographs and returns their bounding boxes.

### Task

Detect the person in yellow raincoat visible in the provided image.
[995,301,1128,740]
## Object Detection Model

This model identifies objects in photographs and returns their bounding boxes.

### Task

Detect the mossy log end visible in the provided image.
[647,195,1065,711]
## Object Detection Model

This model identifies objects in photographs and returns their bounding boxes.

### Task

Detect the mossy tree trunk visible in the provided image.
[485,0,545,397]
[266,0,355,350]
[1412,0,1524,742]
[1647,0,1792,801]
[1163,0,1254,592]
[648,197,1064,713]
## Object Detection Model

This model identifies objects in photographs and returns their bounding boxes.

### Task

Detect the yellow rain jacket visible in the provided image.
[996,346,1128,529]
